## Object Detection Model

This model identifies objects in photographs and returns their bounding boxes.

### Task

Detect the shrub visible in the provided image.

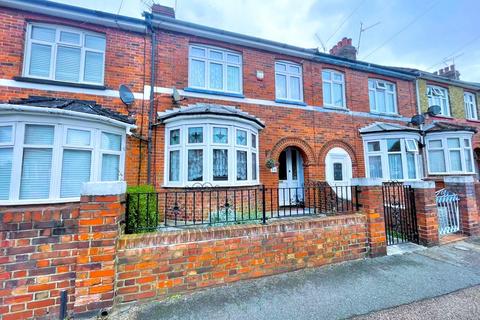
[126,185,158,233]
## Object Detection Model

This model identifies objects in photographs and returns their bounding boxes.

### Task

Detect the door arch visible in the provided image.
[325,147,352,186]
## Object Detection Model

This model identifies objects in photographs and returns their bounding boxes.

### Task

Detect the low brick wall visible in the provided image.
[115,214,367,304]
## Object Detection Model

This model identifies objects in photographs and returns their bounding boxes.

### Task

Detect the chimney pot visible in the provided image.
[435,64,460,80]
[329,37,357,60]
[151,4,175,18]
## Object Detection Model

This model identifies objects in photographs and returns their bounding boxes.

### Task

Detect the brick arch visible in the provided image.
[318,140,357,166]
[268,137,316,166]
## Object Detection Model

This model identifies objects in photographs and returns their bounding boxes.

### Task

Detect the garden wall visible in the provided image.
[115,214,367,304]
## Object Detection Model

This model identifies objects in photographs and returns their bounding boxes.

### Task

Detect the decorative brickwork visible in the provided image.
[268,137,317,166]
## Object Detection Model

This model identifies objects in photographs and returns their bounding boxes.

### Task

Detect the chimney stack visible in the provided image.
[433,64,460,80]
[151,4,175,18]
[329,37,357,60]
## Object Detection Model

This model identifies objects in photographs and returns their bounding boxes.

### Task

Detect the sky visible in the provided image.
[50,0,480,82]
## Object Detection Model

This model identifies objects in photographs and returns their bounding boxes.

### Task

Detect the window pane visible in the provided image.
[276,74,287,99]
[367,141,380,152]
[209,62,223,90]
[29,43,51,77]
[0,126,12,144]
[209,50,223,60]
[369,90,376,111]
[85,35,106,51]
[190,47,205,58]
[368,80,375,89]
[236,130,247,146]
[387,139,401,152]
[169,150,180,181]
[251,134,257,149]
[290,76,301,100]
[428,150,446,172]
[101,154,120,181]
[465,149,474,172]
[447,138,460,148]
[464,139,471,147]
[252,153,257,180]
[429,140,442,148]
[386,93,395,113]
[0,148,13,200]
[323,81,332,105]
[188,127,203,144]
[213,127,228,144]
[20,148,52,199]
[66,129,90,146]
[31,26,55,42]
[213,149,228,181]
[368,155,382,178]
[227,54,240,64]
[291,150,298,180]
[190,59,206,87]
[101,132,121,151]
[84,51,104,83]
[227,66,240,92]
[61,150,91,197]
[322,70,331,80]
[333,83,343,106]
[24,125,54,145]
[55,46,81,82]
[407,153,416,179]
[333,163,343,181]
[275,63,286,72]
[289,65,300,74]
[388,154,403,180]
[449,150,462,171]
[169,129,180,145]
[376,91,386,113]
[60,31,80,44]
[188,149,203,181]
[236,150,247,181]
[333,73,343,82]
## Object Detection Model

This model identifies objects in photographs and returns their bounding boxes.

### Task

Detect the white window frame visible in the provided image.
[464,92,478,120]
[425,132,475,175]
[322,69,346,108]
[427,85,450,117]
[275,61,304,103]
[23,22,106,85]
[368,79,398,115]
[164,117,260,187]
[188,44,243,94]
[363,133,421,181]
[0,114,125,205]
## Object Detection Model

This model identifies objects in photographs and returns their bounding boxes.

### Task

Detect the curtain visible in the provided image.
[20,148,52,200]
[67,129,90,146]
[188,150,203,181]
[190,59,205,87]
[252,153,257,180]
[465,149,473,172]
[290,76,301,100]
[0,126,12,143]
[0,148,12,200]
[61,150,91,197]
[368,156,382,178]
[84,51,104,83]
[213,149,228,181]
[227,65,240,92]
[55,46,81,82]
[60,31,80,44]
[406,153,416,179]
[428,150,446,172]
[209,62,223,89]
[169,150,180,181]
[102,132,121,151]
[237,151,247,181]
[388,154,403,180]
[85,35,106,51]
[101,154,119,181]
[323,81,331,105]
[29,43,51,77]
[449,150,462,171]
[276,74,287,99]
[333,83,343,106]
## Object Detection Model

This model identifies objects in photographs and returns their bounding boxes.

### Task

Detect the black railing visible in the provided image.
[125,184,361,234]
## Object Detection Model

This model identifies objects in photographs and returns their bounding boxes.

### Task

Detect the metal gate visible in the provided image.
[382,182,419,245]
[435,189,460,235]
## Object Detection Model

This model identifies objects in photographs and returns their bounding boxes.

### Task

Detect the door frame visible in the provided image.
[278,147,304,206]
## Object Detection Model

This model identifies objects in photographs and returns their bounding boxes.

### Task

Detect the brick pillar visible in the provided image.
[444,176,479,236]
[74,182,126,317]
[406,181,439,247]
[352,178,386,257]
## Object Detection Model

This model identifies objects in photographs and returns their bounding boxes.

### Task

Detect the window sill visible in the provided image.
[162,182,261,189]
[322,105,350,112]
[427,172,475,176]
[430,114,453,120]
[466,118,480,123]
[13,76,107,90]
[275,99,307,106]
[184,87,245,98]
[0,198,80,207]
[369,111,401,118]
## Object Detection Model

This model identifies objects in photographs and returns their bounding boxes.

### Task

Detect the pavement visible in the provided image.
[114,237,480,320]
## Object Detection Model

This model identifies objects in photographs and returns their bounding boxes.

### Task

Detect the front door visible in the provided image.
[278,147,304,206]
[325,148,352,199]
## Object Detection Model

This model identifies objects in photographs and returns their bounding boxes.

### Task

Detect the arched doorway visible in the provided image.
[278,147,304,206]
[325,147,352,187]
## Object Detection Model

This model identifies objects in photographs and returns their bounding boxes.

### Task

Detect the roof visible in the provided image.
[9,96,134,124]
[359,122,420,134]
[424,121,477,133]
[158,103,265,128]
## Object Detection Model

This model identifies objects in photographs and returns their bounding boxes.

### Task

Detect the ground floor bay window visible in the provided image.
[426,132,475,175]
[0,108,130,205]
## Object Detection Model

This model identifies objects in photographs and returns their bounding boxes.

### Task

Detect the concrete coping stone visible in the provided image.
[444,176,475,184]
[404,180,435,189]
[81,181,127,196]
[351,178,384,187]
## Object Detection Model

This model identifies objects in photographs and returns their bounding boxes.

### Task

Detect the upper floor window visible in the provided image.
[24,23,106,85]
[322,70,345,108]
[426,134,474,174]
[275,61,303,102]
[464,92,478,120]
[368,79,397,114]
[188,45,242,94]
[427,85,450,116]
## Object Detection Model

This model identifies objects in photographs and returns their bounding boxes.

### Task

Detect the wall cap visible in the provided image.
[81,181,127,196]
[351,178,383,186]
[444,176,475,184]
[404,180,435,189]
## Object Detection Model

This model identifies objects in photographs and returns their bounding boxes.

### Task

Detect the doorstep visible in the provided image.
[440,233,468,245]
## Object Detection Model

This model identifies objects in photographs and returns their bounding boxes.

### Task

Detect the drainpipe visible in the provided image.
[415,78,428,179]
[146,13,156,185]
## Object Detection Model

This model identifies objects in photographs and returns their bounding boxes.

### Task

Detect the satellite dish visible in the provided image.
[427,105,441,116]
[410,114,425,126]
[119,84,135,107]
[172,87,182,103]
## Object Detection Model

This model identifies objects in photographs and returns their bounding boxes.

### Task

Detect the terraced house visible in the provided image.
[0,1,480,319]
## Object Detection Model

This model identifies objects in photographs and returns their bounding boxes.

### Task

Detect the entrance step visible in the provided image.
[440,233,468,245]
[387,242,426,256]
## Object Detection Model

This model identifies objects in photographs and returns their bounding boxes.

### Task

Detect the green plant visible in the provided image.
[265,158,276,169]
[208,205,262,226]
[126,185,158,233]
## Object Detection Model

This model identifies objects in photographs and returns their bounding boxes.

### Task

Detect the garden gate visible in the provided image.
[435,189,460,235]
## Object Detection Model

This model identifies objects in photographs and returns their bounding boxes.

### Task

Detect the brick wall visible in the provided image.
[115,214,367,304]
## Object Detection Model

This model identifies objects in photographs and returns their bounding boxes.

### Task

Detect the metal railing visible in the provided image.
[436,189,460,235]
[125,184,361,234]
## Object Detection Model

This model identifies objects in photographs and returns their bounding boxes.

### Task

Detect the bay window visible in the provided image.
[24,23,106,85]
[322,70,345,108]
[0,117,125,205]
[427,86,450,116]
[188,44,242,94]
[368,79,397,114]
[165,119,259,187]
[275,61,303,102]
[464,92,478,120]
[426,133,474,174]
